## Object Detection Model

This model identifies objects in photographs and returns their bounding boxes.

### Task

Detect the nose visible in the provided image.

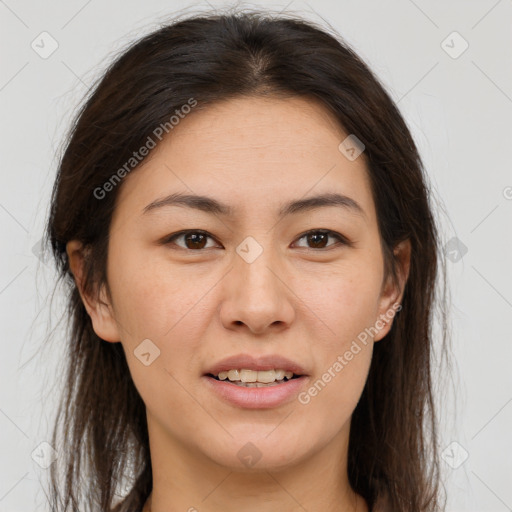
[219,244,296,335]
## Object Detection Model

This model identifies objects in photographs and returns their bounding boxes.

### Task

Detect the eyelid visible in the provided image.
[160,230,221,249]
[293,229,351,249]
[161,229,351,250]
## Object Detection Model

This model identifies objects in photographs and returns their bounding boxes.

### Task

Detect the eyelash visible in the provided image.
[161,229,351,251]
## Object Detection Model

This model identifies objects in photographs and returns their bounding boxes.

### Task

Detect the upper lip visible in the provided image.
[205,354,309,377]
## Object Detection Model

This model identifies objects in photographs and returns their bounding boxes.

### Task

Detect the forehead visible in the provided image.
[113,95,376,223]
[165,95,351,158]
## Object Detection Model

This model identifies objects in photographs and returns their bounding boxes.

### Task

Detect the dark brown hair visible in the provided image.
[43,8,451,512]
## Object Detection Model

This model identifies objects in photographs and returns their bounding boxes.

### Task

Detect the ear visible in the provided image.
[66,240,120,343]
[373,239,411,342]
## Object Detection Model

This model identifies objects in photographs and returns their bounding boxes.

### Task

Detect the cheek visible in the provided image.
[108,245,209,340]
[301,259,383,345]
[297,343,372,445]
[296,269,378,429]
[294,260,381,409]
[108,247,214,383]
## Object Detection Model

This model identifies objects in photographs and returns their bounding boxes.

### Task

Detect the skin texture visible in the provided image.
[67,96,410,512]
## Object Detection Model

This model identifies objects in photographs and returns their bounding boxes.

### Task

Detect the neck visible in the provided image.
[143,413,368,512]
[143,491,366,512]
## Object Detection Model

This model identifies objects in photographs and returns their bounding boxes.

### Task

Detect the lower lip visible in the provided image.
[203,375,309,409]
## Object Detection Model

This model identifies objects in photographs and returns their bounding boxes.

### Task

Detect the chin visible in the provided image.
[201,434,313,472]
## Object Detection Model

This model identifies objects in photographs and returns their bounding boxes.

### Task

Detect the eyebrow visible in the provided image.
[142,192,365,219]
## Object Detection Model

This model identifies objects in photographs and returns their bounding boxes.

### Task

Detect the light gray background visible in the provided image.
[1,0,511,510]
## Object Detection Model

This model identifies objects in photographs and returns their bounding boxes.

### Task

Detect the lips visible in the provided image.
[204,353,309,377]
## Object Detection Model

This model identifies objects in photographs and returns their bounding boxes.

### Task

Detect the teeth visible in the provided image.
[217,369,294,383]
[240,369,257,382]
[227,369,240,381]
[234,381,281,387]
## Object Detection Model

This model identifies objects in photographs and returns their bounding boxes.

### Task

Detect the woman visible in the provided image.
[44,9,450,512]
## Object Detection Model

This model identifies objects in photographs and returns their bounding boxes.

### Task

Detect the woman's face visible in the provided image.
[69,95,407,473]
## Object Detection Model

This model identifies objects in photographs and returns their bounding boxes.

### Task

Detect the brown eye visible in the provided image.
[294,230,348,250]
[183,232,208,249]
[164,230,218,250]
[162,229,349,252]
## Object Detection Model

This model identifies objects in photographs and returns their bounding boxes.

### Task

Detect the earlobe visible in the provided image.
[374,239,411,342]
[66,240,121,343]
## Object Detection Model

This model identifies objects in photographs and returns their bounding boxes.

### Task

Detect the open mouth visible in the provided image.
[206,372,302,387]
